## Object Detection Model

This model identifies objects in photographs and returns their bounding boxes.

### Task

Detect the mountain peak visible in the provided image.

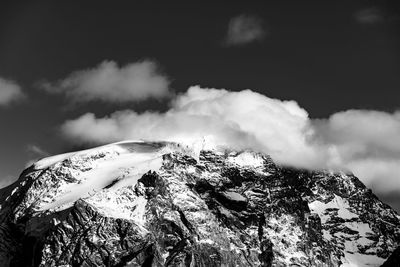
[0,141,399,266]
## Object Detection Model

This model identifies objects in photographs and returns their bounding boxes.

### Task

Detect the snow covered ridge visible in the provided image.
[0,141,399,266]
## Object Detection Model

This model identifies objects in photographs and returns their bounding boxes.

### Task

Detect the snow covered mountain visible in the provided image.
[0,141,399,266]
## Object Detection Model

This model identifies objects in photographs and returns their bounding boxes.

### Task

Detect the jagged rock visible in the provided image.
[381,246,400,267]
[0,141,399,266]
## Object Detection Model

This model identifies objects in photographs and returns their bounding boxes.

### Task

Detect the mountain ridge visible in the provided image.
[0,141,399,266]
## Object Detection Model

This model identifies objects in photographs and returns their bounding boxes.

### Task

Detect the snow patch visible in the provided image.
[309,194,358,223]
[340,248,385,267]
[222,191,247,202]
[310,194,384,267]
[227,151,264,168]
[38,142,165,212]
[34,152,75,169]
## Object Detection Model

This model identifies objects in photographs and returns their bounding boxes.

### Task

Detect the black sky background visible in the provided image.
[0,0,400,209]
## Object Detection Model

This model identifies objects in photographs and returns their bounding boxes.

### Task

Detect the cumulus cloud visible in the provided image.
[314,110,400,161]
[62,86,325,168]
[61,86,329,169]
[41,60,171,103]
[313,110,400,195]
[0,77,25,107]
[60,86,400,195]
[347,159,400,195]
[224,14,266,46]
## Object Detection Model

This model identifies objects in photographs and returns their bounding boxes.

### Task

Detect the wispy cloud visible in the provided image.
[25,144,50,168]
[60,86,400,196]
[0,77,25,107]
[40,60,171,103]
[354,7,384,24]
[0,175,16,189]
[27,144,50,158]
[224,14,266,46]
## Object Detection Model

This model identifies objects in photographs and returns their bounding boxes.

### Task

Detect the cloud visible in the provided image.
[313,110,400,195]
[40,60,171,103]
[60,86,400,195]
[62,86,323,168]
[347,159,400,195]
[224,14,266,46]
[0,175,16,189]
[25,144,51,168]
[354,7,384,24]
[313,110,400,161]
[27,144,50,158]
[0,77,25,107]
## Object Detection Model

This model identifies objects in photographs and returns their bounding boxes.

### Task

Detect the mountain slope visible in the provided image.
[0,141,399,266]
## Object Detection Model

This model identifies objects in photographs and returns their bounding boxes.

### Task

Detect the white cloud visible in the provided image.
[313,110,400,195]
[60,86,400,194]
[313,110,400,161]
[347,159,400,195]
[61,86,328,169]
[0,77,24,107]
[225,14,266,46]
[41,60,171,103]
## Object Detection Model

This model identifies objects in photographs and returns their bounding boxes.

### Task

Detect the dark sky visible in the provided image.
[0,0,399,208]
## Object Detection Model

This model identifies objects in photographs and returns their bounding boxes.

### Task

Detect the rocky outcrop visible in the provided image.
[0,141,399,266]
[381,246,400,267]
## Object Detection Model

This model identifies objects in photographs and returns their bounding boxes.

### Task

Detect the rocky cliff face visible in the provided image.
[0,141,399,266]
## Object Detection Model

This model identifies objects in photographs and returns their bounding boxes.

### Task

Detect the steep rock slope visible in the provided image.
[0,141,399,266]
